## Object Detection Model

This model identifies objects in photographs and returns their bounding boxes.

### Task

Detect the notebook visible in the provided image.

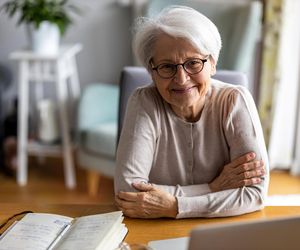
[149,216,300,250]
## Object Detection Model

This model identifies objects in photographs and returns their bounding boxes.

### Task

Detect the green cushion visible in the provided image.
[78,83,119,131]
[78,83,119,157]
[81,121,117,157]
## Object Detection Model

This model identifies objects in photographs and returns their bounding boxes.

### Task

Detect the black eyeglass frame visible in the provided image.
[151,58,208,79]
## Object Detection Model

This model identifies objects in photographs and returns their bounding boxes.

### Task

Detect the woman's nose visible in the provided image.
[174,65,189,84]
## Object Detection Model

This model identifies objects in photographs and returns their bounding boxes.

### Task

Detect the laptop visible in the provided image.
[189,215,300,250]
[149,216,300,250]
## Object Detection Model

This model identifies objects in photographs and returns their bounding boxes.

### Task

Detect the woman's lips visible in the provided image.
[171,86,196,94]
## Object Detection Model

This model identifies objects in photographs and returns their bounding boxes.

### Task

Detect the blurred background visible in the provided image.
[0,0,299,205]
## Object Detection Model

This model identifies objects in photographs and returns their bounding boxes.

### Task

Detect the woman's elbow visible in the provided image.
[240,185,266,214]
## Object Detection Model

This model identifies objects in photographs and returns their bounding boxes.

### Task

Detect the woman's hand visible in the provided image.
[115,182,178,218]
[209,152,265,192]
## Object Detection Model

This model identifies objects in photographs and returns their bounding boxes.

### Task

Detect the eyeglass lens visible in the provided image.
[155,59,205,78]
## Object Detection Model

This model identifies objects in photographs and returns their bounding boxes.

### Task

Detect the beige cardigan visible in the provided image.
[114,79,269,218]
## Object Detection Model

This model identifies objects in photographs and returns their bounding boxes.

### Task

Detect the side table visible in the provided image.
[9,44,82,189]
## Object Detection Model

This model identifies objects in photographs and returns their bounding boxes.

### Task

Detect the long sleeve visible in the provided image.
[115,86,217,196]
[176,186,265,218]
[115,82,269,219]
[114,87,158,193]
[175,86,269,218]
[115,86,214,196]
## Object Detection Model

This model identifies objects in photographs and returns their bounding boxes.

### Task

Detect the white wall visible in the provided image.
[0,0,257,112]
[0,0,133,111]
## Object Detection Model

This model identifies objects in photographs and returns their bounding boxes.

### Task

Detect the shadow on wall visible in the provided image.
[0,62,16,176]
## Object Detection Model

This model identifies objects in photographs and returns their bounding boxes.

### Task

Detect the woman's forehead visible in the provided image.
[152,34,205,60]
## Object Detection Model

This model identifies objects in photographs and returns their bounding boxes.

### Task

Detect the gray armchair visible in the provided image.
[77,83,119,195]
[77,67,248,196]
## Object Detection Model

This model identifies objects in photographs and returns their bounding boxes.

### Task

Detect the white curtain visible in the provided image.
[268,0,300,174]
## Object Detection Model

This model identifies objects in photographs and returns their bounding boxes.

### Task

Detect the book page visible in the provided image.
[0,213,73,250]
[98,223,128,250]
[55,211,124,250]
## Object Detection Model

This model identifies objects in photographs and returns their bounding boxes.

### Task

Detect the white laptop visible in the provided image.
[149,216,300,250]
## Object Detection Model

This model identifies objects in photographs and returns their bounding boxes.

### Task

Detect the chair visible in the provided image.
[77,83,119,195]
[77,67,248,196]
[118,67,248,139]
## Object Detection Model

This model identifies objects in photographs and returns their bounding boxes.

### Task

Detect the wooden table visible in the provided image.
[1,203,300,245]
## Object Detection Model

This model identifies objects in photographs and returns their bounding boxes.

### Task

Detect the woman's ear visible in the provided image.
[210,58,217,76]
[211,65,216,76]
[147,63,156,81]
[149,69,156,82]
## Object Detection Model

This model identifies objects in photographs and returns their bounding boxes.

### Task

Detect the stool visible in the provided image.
[9,44,82,189]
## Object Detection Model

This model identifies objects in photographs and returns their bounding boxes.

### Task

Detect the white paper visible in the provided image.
[0,213,72,250]
[55,211,124,250]
[0,212,126,250]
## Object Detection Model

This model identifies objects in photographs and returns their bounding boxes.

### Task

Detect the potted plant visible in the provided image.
[1,0,80,55]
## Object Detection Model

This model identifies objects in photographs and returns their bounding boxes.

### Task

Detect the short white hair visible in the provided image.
[133,5,222,70]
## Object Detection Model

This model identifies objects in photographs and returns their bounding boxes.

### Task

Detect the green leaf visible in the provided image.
[1,0,82,36]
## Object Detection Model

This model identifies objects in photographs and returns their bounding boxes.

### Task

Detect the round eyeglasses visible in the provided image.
[151,58,207,79]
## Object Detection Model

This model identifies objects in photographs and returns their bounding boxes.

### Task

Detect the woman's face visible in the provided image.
[151,34,216,120]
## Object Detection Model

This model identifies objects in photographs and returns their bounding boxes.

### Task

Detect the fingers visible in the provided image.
[237,168,265,180]
[117,182,155,202]
[226,165,265,189]
[115,195,136,209]
[210,155,266,192]
[115,188,177,218]
[227,164,265,189]
[115,192,153,218]
[118,191,140,201]
[227,152,256,169]
[229,177,263,189]
[115,196,150,218]
[132,182,154,192]
[233,160,265,175]
[239,177,263,186]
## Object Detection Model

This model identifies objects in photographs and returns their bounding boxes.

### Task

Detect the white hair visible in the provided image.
[133,5,222,70]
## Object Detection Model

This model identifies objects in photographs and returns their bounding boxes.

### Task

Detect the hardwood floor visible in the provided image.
[0,157,114,204]
[0,157,299,204]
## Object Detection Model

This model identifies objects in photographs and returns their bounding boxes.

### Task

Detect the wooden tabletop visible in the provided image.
[1,203,300,245]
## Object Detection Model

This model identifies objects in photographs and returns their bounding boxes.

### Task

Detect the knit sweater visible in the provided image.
[114,79,269,218]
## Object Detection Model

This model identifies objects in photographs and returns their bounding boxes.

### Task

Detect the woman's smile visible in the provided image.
[171,85,197,94]
[150,34,214,121]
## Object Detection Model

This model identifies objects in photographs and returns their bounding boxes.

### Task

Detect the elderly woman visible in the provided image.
[114,6,269,219]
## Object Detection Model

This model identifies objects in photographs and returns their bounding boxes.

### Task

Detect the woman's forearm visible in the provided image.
[176,184,267,218]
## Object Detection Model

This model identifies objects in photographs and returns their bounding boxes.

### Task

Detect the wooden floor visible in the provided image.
[0,157,114,204]
[0,157,300,204]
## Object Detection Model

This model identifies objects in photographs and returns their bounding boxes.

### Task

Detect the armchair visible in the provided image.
[77,83,119,195]
[77,67,248,196]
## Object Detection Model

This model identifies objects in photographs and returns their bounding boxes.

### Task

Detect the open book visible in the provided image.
[0,211,127,250]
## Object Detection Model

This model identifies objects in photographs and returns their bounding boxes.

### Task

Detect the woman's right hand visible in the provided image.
[209,152,266,192]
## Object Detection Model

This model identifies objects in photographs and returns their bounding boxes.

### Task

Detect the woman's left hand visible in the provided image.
[115,182,178,218]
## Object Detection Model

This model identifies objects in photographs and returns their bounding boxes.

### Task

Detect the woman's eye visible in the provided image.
[187,60,201,68]
[160,64,174,71]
